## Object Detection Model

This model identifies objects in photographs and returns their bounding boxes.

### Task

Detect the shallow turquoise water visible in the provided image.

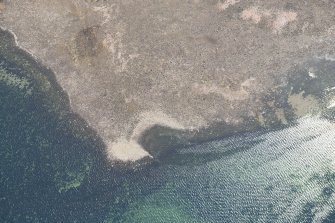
[2,29,335,222]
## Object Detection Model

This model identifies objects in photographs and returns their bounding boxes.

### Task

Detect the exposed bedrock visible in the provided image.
[1,0,335,162]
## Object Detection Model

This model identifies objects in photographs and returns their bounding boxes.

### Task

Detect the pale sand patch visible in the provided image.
[191,82,250,101]
[131,111,186,140]
[308,68,317,79]
[316,54,335,62]
[107,111,186,162]
[241,7,262,24]
[93,5,113,25]
[288,92,320,117]
[241,6,297,33]
[107,139,151,162]
[217,0,240,12]
[272,11,297,33]
[241,77,256,88]
[0,3,5,12]
[275,108,288,125]
[327,99,335,109]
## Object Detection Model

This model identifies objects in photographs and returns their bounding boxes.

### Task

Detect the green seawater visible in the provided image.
[2,29,335,223]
